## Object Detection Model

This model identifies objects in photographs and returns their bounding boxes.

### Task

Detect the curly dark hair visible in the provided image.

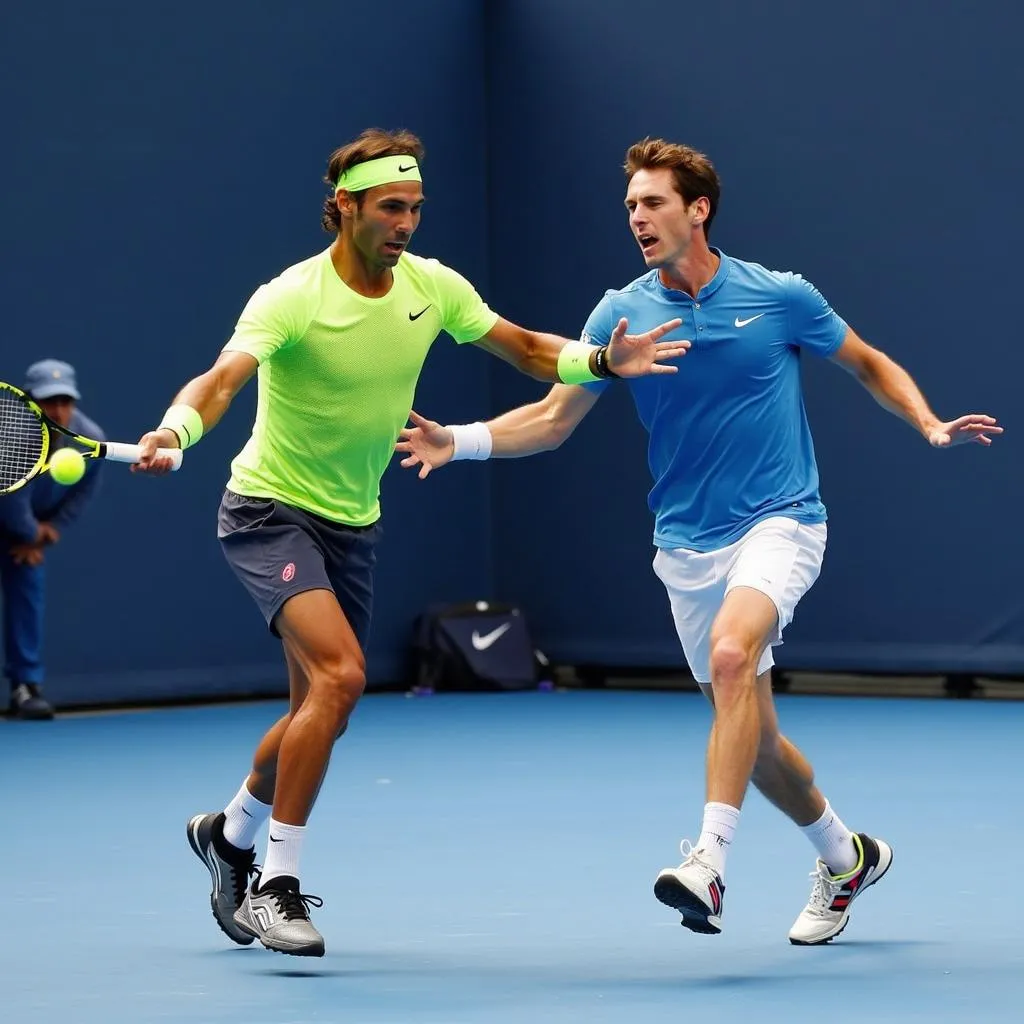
[321,127,425,233]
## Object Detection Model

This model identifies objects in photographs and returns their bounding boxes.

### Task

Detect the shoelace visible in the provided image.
[269,888,324,921]
[805,864,844,916]
[677,839,717,877]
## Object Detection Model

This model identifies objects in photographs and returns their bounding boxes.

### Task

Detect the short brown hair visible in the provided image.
[624,138,721,239]
[321,127,426,232]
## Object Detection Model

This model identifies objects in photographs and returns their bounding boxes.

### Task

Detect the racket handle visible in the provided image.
[102,442,184,471]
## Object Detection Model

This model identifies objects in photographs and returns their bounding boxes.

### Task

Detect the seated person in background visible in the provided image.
[0,359,104,720]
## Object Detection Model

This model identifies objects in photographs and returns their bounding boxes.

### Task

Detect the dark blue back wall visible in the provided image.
[3,1,1020,704]
[2,1,492,700]
[484,0,1022,674]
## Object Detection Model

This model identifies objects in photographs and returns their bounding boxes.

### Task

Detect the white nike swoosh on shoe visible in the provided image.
[471,623,511,650]
[735,313,766,328]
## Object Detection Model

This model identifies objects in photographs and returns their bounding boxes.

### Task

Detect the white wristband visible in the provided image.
[449,422,493,461]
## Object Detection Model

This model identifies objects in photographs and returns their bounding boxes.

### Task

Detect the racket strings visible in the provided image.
[0,390,47,489]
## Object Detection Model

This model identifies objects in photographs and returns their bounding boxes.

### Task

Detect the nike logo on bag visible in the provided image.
[471,623,511,650]
[734,313,766,328]
[409,305,431,321]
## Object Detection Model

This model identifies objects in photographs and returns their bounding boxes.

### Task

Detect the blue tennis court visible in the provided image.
[5,689,1020,1023]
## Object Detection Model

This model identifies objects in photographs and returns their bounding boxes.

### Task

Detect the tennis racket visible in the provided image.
[0,380,183,496]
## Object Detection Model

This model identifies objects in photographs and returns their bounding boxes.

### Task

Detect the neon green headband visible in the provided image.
[335,155,422,193]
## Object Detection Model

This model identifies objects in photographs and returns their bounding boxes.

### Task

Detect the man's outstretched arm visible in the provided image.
[396,384,601,479]
[132,350,259,474]
[830,329,1002,447]
[475,316,687,383]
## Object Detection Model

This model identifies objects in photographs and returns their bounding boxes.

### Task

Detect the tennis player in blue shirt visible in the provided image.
[396,137,1002,945]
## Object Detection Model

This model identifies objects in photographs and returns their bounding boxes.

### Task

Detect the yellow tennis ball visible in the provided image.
[49,447,86,485]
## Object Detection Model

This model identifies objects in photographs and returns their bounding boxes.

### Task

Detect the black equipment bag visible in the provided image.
[410,601,544,692]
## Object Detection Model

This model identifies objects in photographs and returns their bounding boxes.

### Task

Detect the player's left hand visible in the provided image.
[396,410,454,479]
[606,317,689,377]
[927,414,1003,448]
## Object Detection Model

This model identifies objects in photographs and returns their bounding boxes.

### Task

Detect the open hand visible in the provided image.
[395,411,454,479]
[927,414,1002,448]
[605,317,689,377]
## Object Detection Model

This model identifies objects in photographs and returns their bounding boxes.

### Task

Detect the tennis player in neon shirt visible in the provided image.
[132,128,689,957]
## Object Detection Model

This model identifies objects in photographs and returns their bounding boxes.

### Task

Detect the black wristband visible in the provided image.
[594,346,620,379]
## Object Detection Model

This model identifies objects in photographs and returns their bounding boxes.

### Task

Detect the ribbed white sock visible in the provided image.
[221,782,271,851]
[696,801,740,878]
[800,800,858,875]
[261,818,307,884]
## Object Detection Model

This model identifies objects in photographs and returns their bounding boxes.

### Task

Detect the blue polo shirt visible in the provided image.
[582,249,848,552]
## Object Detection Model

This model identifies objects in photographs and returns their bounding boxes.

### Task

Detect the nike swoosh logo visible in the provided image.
[241,807,253,818]
[734,313,766,328]
[269,835,283,843]
[471,623,511,651]
[409,305,430,321]
[398,164,416,173]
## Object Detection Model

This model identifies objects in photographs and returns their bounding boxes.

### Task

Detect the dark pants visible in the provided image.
[217,490,381,647]
[0,544,45,686]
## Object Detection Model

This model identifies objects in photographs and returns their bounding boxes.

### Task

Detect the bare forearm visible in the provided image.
[856,351,941,437]
[158,352,257,438]
[511,333,606,382]
[170,370,237,433]
[135,352,256,472]
[486,400,569,456]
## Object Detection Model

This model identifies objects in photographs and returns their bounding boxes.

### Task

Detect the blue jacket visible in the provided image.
[0,408,105,543]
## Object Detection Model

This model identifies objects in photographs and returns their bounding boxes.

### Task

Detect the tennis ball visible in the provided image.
[49,448,86,486]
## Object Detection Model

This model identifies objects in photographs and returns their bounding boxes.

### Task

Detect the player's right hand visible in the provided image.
[132,428,181,475]
[395,410,454,479]
[36,523,60,546]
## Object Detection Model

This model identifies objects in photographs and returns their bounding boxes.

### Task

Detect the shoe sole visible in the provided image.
[186,815,255,946]
[234,908,325,957]
[653,875,722,935]
[789,843,894,946]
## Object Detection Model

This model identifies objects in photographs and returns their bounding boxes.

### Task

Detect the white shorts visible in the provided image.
[652,516,827,684]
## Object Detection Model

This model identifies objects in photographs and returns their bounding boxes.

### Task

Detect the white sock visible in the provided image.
[800,800,858,875]
[696,801,740,878]
[261,818,307,885]
[221,782,271,851]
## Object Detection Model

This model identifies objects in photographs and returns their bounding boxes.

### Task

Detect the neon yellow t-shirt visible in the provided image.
[222,248,498,525]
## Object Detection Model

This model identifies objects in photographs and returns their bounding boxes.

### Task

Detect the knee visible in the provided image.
[708,633,758,692]
[309,656,366,713]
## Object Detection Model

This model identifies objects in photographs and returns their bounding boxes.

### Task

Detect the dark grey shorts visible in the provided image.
[217,489,381,646]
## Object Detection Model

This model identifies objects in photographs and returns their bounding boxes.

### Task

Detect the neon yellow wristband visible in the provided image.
[557,341,602,384]
[158,404,204,449]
